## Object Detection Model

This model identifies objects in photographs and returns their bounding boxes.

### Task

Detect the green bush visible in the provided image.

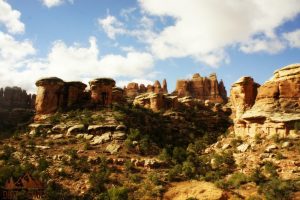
[250,167,267,185]
[89,159,111,193]
[259,178,295,200]
[37,157,50,171]
[108,187,128,200]
[263,161,278,177]
[226,172,249,188]
[167,164,182,181]
[172,147,187,163]
[182,161,196,179]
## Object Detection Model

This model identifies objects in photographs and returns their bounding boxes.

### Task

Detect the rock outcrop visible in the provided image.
[0,87,35,109]
[0,87,35,132]
[230,77,260,119]
[173,73,227,103]
[231,64,300,138]
[34,77,127,119]
[124,79,168,99]
[133,92,178,112]
[35,77,65,115]
[89,78,115,106]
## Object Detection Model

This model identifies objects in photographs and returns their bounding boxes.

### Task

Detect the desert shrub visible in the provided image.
[0,145,15,160]
[172,147,187,164]
[250,167,267,185]
[213,151,235,169]
[37,157,50,171]
[49,113,61,124]
[275,152,285,160]
[167,164,182,181]
[108,186,128,200]
[230,137,243,147]
[84,142,92,150]
[72,156,90,173]
[258,178,295,200]
[89,159,111,193]
[139,137,151,155]
[158,148,172,163]
[44,181,76,200]
[129,174,141,183]
[226,172,249,188]
[182,161,196,179]
[124,160,135,172]
[148,172,161,185]
[263,161,278,177]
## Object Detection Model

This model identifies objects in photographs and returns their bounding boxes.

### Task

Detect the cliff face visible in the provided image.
[0,87,35,109]
[173,73,227,103]
[0,87,35,132]
[230,64,300,138]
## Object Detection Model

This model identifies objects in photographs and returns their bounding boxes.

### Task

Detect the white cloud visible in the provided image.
[98,15,126,39]
[240,38,286,54]
[283,29,300,48]
[136,0,300,66]
[0,36,154,93]
[0,0,25,34]
[42,0,74,8]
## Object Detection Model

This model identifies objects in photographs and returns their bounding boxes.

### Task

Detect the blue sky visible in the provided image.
[0,0,300,93]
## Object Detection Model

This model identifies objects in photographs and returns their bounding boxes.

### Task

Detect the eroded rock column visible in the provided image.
[35,77,65,115]
[89,78,116,106]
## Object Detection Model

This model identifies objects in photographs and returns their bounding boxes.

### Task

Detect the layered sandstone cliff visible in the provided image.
[173,73,227,103]
[231,64,300,138]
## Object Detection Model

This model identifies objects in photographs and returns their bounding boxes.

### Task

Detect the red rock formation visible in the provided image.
[162,79,168,94]
[231,64,300,138]
[174,73,227,103]
[65,81,87,107]
[124,79,168,99]
[112,87,125,103]
[124,82,139,98]
[35,77,65,115]
[0,87,35,109]
[230,77,260,119]
[133,92,178,112]
[89,78,116,106]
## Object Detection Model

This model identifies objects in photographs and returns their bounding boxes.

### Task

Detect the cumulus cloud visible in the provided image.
[42,0,74,8]
[98,14,157,43]
[98,15,126,39]
[134,0,300,66]
[283,29,300,48]
[240,38,286,54]
[0,0,25,34]
[0,36,154,93]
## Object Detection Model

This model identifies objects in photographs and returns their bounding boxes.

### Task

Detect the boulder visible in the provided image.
[90,132,111,145]
[52,124,68,133]
[265,144,278,153]
[67,124,85,135]
[112,131,126,140]
[105,143,121,154]
[237,143,249,152]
